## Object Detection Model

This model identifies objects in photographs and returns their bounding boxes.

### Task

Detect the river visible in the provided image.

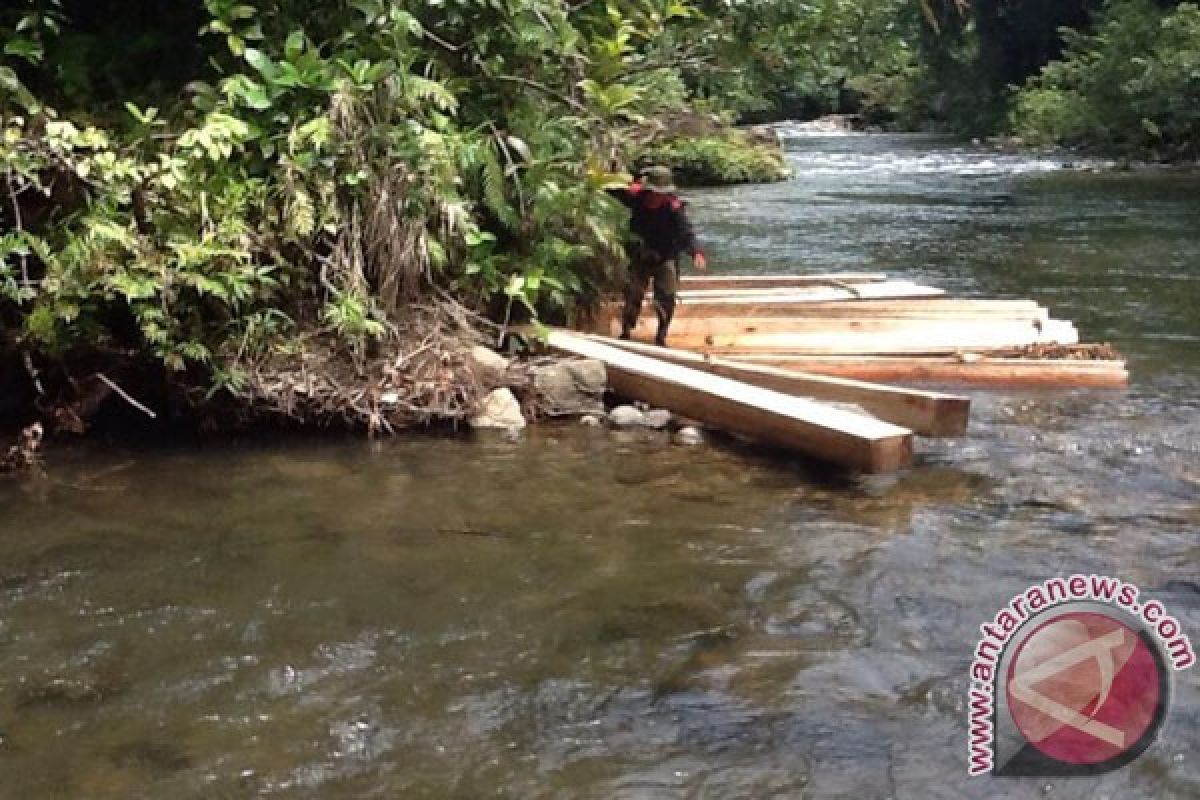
[1,134,1197,798]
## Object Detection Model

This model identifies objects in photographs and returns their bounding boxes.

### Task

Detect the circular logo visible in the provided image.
[1005,611,1167,768]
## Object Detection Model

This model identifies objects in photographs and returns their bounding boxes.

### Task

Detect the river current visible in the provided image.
[1,134,1198,798]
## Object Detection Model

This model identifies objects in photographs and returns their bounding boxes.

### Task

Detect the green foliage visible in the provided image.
[637,133,790,186]
[906,0,1108,134]
[2,0,716,399]
[696,0,923,122]
[0,113,286,374]
[1011,0,1200,158]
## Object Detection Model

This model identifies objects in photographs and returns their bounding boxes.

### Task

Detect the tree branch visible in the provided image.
[5,174,30,286]
[493,75,589,114]
[95,372,157,419]
[618,55,717,79]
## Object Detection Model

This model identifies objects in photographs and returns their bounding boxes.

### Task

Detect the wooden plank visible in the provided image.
[680,273,888,290]
[645,316,1056,338]
[599,301,1048,339]
[547,330,913,472]
[594,336,970,436]
[676,281,945,303]
[726,354,1129,388]
[652,318,1079,354]
[667,298,1048,319]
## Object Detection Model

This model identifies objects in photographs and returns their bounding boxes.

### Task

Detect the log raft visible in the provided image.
[598,272,1126,388]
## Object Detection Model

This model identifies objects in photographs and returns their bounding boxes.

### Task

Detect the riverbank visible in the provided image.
[0,103,794,471]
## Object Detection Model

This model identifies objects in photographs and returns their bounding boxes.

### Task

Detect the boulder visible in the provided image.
[608,404,645,428]
[467,346,511,388]
[641,409,671,430]
[469,388,526,430]
[533,358,607,415]
[673,426,704,446]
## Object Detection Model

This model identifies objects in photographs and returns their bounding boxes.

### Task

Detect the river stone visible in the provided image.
[641,409,671,429]
[533,359,607,415]
[469,388,526,430]
[608,405,644,427]
[467,346,510,388]
[673,426,704,446]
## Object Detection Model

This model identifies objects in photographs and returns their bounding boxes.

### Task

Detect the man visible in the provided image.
[608,165,707,346]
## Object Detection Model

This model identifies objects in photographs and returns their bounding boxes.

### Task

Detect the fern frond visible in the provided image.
[285,187,316,238]
[481,140,517,228]
[402,74,458,113]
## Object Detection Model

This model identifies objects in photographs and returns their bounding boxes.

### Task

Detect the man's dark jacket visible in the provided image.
[608,182,703,262]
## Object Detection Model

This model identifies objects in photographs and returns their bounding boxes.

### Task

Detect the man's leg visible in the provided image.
[651,258,679,347]
[621,253,652,339]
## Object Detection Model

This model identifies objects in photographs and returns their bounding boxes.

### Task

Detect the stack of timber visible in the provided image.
[547,330,918,472]
[586,273,1127,388]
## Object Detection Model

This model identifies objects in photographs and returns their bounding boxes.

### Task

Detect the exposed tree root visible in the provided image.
[1,423,43,474]
[235,297,497,434]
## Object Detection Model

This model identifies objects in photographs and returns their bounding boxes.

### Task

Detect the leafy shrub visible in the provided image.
[636,133,789,187]
[1,0,707,405]
[1011,0,1200,158]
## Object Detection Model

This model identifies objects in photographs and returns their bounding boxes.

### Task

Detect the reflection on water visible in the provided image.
[2,135,1199,798]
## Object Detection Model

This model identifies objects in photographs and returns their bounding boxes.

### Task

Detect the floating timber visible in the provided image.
[548,330,914,472]
[658,316,1065,339]
[675,280,946,303]
[642,319,1079,355]
[669,298,1050,320]
[596,336,970,436]
[727,354,1129,388]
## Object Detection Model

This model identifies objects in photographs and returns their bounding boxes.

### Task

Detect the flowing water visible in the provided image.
[1,135,1198,799]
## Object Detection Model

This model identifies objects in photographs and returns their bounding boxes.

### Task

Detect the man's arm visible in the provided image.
[672,199,707,272]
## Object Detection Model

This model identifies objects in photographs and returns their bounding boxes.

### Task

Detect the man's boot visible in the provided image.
[619,305,638,340]
[653,295,676,347]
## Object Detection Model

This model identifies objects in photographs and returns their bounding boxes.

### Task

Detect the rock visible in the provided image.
[608,405,645,428]
[467,346,510,388]
[580,414,602,428]
[742,124,780,147]
[469,388,526,430]
[0,422,42,473]
[673,426,704,446]
[641,409,671,430]
[533,359,607,415]
[788,114,865,133]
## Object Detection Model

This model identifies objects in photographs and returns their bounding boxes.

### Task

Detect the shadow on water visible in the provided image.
[1,135,1199,798]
